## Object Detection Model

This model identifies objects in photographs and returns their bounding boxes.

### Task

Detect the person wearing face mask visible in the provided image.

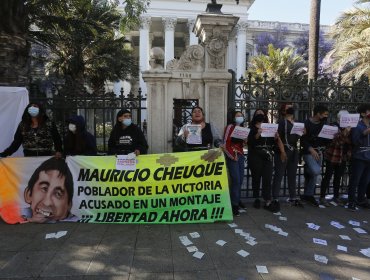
[108,109,148,156]
[347,104,370,211]
[300,104,330,206]
[272,104,304,208]
[0,103,62,157]
[319,110,352,206]
[64,115,97,156]
[222,111,248,216]
[247,109,286,212]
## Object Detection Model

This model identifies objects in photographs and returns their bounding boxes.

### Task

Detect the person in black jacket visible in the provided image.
[64,115,97,156]
[0,103,62,157]
[108,109,148,155]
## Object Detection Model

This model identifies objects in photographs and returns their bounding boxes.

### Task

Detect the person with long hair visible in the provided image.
[108,109,148,155]
[223,111,247,216]
[64,115,97,156]
[0,103,62,157]
[247,109,286,212]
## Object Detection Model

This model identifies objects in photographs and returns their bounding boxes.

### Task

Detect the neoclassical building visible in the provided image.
[117,0,330,95]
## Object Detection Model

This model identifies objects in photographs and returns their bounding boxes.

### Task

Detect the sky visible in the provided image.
[247,0,357,25]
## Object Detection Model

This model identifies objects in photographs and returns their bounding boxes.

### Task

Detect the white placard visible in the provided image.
[116,153,136,170]
[340,114,360,128]
[261,123,278,137]
[318,125,339,139]
[290,122,305,136]
[231,126,250,139]
[186,124,202,144]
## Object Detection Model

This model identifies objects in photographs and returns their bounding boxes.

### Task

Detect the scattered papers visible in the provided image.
[306,223,320,231]
[313,238,328,246]
[237,250,250,257]
[45,231,67,239]
[192,251,204,259]
[256,265,269,274]
[359,248,370,258]
[352,277,361,280]
[216,240,227,246]
[246,240,258,246]
[261,123,278,137]
[290,122,304,136]
[353,228,367,234]
[330,221,345,229]
[228,223,238,228]
[179,236,193,246]
[235,229,243,234]
[339,235,351,240]
[337,245,348,252]
[349,220,360,227]
[265,224,288,237]
[273,212,282,216]
[186,246,198,253]
[279,216,287,221]
[318,125,338,139]
[314,254,328,264]
[189,232,200,238]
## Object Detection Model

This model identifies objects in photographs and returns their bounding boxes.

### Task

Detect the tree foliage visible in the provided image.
[249,44,307,80]
[255,27,288,55]
[329,0,370,83]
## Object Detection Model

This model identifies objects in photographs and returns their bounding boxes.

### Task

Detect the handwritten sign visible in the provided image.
[116,153,136,170]
[318,125,338,139]
[261,123,278,137]
[186,124,202,144]
[290,122,304,136]
[231,126,250,139]
[340,114,360,128]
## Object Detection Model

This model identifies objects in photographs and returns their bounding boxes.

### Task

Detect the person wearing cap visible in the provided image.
[64,115,97,156]
[108,109,148,155]
[0,103,62,157]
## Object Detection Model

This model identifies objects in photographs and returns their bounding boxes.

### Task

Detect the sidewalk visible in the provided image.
[0,201,369,280]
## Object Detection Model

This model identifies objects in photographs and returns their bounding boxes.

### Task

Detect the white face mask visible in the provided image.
[235,116,244,124]
[68,123,77,132]
[28,106,39,117]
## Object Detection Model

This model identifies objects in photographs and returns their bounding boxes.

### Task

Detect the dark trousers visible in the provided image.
[248,151,273,201]
[348,158,370,203]
[272,148,299,199]
[320,160,346,199]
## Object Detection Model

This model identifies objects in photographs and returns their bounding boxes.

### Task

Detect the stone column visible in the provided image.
[187,19,198,46]
[139,16,151,94]
[236,21,248,80]
[228,35,237,71]
[163,17,177,69]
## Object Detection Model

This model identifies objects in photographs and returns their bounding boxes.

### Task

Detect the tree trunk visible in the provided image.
[308,0,321,81]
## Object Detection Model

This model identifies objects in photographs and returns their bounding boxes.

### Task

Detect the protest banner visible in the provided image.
[290,122,304,136]
[0,149,232,224]
[230,126,250,140]
[318,125,339,139]
[261,123,278,137]
[340,114,360,128]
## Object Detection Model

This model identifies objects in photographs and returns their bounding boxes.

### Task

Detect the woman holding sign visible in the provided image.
[176,106,222,151]
[223,111,248,216]
[247,109,286,212]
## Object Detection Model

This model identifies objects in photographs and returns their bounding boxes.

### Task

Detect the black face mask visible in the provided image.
[254,114,265,123]
[286,108,295,115]
[320,117,328,123]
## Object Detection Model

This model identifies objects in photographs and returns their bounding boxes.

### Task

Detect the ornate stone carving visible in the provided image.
[236,21,248,33]
[187,19,195,31]
[204,28,227,69]
[140,16,151,30]
[166,45,205,70]
[162,17,177,31]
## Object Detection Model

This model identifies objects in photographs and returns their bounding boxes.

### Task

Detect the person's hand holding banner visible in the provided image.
[261,123,278,137]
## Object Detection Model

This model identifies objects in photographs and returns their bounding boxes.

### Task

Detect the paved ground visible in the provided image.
[0,200,369,280]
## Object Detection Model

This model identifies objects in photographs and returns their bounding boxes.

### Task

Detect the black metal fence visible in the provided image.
[29,85,147,153]
[231,74,370,199]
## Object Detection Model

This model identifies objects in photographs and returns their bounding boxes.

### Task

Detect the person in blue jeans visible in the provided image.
[347,104,370,211]
[222,111,247,216]
[300,105,330,206]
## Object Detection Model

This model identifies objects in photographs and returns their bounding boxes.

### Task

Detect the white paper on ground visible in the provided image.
[329,201,338,206]
[228,223,238,228]
[330,221,345,229]
[279,216,287,221]
[339,235,351,240]
[313,238,328,246]
[314,254,328,264]
[349,220,361,227]
[246,240,258,246]
[186,246,198,253]
[192,251,204,259]
[237,250,250,257]
[278,231,289,237]
[353,228,367,234]
[55,231,68,239]
[189,232,200,238]
[216,240,227,246]
[273,212,282,216]
[179,236,193,246]
[319,205,326,209]
[337,245,347,252]
[45,233,56,239]
[235,229,243,234]
[256,265,269,274]
[306,223,320,230]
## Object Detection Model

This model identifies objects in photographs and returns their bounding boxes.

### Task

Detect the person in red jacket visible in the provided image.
[222,111,248,216]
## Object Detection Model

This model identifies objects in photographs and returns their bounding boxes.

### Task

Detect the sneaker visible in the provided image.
[232,205,240,216]
[347,202,357,211]
[238,201,247,210]
[332,197,344,206]
[253,199,261,209]
[319,198,331,207]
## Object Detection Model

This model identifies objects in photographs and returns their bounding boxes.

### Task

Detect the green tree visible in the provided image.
[330,0,370,83]
[249,44,307,80]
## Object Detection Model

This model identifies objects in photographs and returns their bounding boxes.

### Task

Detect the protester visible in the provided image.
[347,104,370,210]
[223,111,247,216]
[272,104,304,208]
[248,109,286,212]
[23,157,77,223]
[176,106,222,151]
[64,115,97,156]
[320,110,352,206]
[108,109,148,155]
[300,105,330,206]
[0,103,62,158]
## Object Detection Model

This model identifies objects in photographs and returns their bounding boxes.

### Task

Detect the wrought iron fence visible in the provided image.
[29,85,147,154]
[232,74,370,199]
